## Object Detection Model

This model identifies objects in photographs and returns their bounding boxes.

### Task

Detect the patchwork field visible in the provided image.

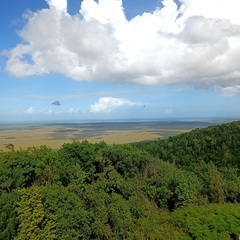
[0,120,227,150]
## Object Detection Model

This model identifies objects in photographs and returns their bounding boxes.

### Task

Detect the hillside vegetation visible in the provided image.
[0,121,240,239]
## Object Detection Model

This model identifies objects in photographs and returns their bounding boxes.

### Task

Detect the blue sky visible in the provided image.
[1,0,240,122]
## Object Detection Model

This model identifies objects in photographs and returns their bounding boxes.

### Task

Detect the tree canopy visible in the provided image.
[1,121,240,239]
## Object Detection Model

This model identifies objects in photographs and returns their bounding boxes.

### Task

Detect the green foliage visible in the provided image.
[15,185,57,240]
[83,184,113,239]
[42,183,92,239]
[0,150,35,191]
[108,193,135,239]
[160,170,201,209]
[83,166,137,239]
[58,140,97,177]
[171,204,240,240]
[145,164,201,210]
[0,192,19,240]
[0,146,60,192]
[101,144,153,178]
[193,161,226,203]
[1,121,240,239]
[27,146,60,185]
[221,167,240,203]
[136,120,240,204]
[135,120,240,169]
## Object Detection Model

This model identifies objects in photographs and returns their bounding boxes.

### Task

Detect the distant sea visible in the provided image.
[0,116,239,125]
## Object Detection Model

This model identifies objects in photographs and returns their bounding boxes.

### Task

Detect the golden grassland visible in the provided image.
[0,120,222,150]
[0,127,187,150]
[0,127,66,150]
[0,128,172,150]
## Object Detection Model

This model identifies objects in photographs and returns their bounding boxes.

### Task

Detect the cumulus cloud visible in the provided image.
[46,0,67,12]
[24,106,35,114]
[90,97,140,113]
[5,0,240,95]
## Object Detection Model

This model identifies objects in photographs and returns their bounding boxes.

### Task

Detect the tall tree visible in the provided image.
[15,185,56,240]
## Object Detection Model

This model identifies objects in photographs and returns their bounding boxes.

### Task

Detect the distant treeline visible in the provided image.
[1,121,240,239]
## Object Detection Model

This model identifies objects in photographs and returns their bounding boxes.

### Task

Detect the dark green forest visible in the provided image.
[1,121,240,239]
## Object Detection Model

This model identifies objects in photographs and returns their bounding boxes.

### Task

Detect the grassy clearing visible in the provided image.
[0,127,69,150]
[87,130,162,144]
[0,121,221,150]
[0,128,162,150]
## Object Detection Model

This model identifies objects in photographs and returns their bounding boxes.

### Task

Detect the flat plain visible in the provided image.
[0,120,228,150]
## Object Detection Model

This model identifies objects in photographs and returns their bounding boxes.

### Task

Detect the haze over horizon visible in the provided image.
[1,0,240,122]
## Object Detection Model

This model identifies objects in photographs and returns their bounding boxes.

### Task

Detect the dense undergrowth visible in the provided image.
[0,121,240,239]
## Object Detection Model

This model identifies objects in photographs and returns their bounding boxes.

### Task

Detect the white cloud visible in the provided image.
[46,0,67,12]
[24,106,35,114]
[46,108,81,114]
[23,107,80,116]
[90,97,140,113]
[67,108,79,114]
[5,0,240,95]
